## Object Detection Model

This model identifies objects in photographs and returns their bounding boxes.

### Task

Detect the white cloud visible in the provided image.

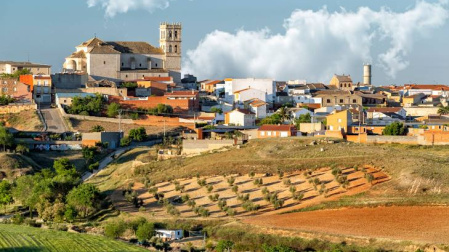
[87,0,172,18]
[183,1,448,82]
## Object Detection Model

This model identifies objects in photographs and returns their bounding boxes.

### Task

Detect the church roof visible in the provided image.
[77,37,104,48]
[105,41,165,55]
[66,50,86,59]
[75,38,165,55]
[334,75,352,82]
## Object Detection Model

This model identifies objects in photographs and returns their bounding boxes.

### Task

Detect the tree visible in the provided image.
[52,158,80,197]
[67,94,104,116]
[107,102,121,118]
[0,95,14,105]
[0,68,31,79]
[104,220,127,239]
[120,136,131,147]
[136,222,155,242]
[294,113,311,129]
[0,125,13,152]
[82,147,97,165]
[437,106,449,115]
[148,104,173,115]
[129,127,146,142]
[277,107,291,122]
[15,144,29,154]
[0,180,13,213]
[66,184,101,218]
[211,107,223,114]
[215,240,234,252]
[383,122,407,136]
[258,113,282,125]
[90,125,105,132]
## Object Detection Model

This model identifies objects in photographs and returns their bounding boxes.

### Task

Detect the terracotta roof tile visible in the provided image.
[258,125,296,131]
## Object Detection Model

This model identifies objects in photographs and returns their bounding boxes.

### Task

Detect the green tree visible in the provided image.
[0,180,13,213]
[0,125,13,152]
[0,95,14,105]
[15,144,29,154]
[66,184,101,218]
[120,136,131,147]
[67,94,104,116]
[82,147,97,165]
[107,102,121,118]
[64,205,77,223]
[52,158,80,197]
[0,68,31,79]
[258,113,282,125]
[129,127,146,142]
[437,105,449,115]
[294,113,311,129]
[104,220,127,239]
[277,107,291,122]
[90,125,105,132]
[383,122,407,135]
[136,222,155,242]
[216,240,234,252]
[211,107,223,114]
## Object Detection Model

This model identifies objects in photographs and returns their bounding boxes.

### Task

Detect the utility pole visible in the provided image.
[118,109,122,132]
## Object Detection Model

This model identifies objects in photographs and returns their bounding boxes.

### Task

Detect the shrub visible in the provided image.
[187,199,196,208]
[283,179,291,186]
[292,192,304,201]
[226,208,236,216]
[206,185,214,193]
[197,179,207,187]
[208,193,219,202]
[253,178,263,187]
[175,184,185,192]
[237,193,250,202]
[120,136,131,147]
[277,169,284,179]
[216,240,234,252]
[218,199,227,210]
[136,222,155,242]
[227,177,235,186]
[241,200,259,212]
[289,186,296,194]
[261,187,269,195]
[231,185,238,193]
[90,125,105,132]
[104,220,127,238]
[181,194,190,203]
[165,203,180,217]
[365,173,374,184]
[148,187,158,194]
[88,162,99,172]
[249,171,255,178]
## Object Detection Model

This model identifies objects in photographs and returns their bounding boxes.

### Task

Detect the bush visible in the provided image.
[227,177,235,186]
[90,125,105,132]
[88,162,99,172]
[129,127,147,142]
[197,179,207,187]
[231,185,238,193]
[249,171,255,178]
[216,240,234,252]
[208,193,219,202]
[237,194,250,202]
[107,102,121,118]
[181,194,190,203]
[383,122,407,135]
[136,222,155,242]
[241,200,259,212]
[253,178,263,187]
[120,136,131,147]
[104,220,127,238]
[206,185,213,193]
[283,179,291,186]
[289,186,296,194]
[365,173,375,184]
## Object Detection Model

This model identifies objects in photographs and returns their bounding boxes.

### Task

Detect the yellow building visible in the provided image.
[330,74,353,91]
[326,110,352,133]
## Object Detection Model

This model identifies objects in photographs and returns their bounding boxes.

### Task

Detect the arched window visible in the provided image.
[169,31,172,39]
[175,31,178,39]
[169,45,172,53]
[174,45,178,53]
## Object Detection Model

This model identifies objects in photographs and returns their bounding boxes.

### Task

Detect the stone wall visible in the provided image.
[366,135,418,144]
[182,139,234,155]
[0,103,36,114]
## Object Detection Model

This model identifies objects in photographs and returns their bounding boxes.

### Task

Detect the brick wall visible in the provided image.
[109,95,197,113]
[0,103,36,114]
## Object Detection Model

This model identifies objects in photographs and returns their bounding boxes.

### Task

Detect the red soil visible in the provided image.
[243,206,449,244]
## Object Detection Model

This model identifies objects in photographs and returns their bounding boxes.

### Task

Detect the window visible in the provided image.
[175,30,178,39]
[139,63,142,67]
[169,30,172,39]
[169,45,172,53]
[261,131,265,136]
[326,99,331,103]
[13,87,16,92]
[2,88,7,92]
[14,81,16,85]
[338,119,342,123]
[339,99,343,103]
[352,99,357,103]
[125,75,128,78]
[103,61,106,64]
[155,63,158,67]
[37,81,41,86]
[121,62,124,66]
[267,131,272,136]
[174,45,178,53]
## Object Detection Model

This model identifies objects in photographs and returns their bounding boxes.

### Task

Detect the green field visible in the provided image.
[0,224,147,252]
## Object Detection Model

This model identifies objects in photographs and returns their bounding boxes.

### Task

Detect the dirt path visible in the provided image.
[243,206,449,244]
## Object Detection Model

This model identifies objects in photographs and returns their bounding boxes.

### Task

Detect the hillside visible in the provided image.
[2,110,43,131]
[0,224,146,252]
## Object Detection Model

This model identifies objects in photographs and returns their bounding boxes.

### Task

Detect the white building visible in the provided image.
[366,107,406,125]
[234,88,266,104]
[225,109,256,127]
[224,78,275,104]
[155,229,183,240]
[288,108,313,120]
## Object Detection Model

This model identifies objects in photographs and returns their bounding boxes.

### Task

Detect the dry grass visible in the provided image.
[69,118,177,135]
[1,110,43,131]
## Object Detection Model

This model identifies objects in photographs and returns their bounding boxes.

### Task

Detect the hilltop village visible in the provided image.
[0,22,449,252]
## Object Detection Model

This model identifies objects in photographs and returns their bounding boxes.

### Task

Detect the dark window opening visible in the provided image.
[103,61,106,64]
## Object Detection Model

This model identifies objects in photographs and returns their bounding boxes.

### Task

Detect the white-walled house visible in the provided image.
[288,108,313,119]
[224,78,275,104]
[366,107,406,125]
[225,109,256,127]
[234,88,266,104]
[292,95,322,105]
[246,99,267,119]
[155,229,183,240]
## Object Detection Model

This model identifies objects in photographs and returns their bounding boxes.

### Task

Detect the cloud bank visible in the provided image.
[87,0,172,18]
[183,1,448,82]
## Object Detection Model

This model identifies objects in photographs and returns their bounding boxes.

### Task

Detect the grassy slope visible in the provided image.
[3,110,43,131]
[90,138,449,208]
[0,224,146,252]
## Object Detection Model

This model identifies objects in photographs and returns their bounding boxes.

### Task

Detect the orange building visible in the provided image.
[258,125,297,138]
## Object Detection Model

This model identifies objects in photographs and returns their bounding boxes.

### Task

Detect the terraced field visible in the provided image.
[0,224,146,252]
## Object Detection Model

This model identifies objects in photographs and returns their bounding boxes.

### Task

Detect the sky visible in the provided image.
[0,0,448,85]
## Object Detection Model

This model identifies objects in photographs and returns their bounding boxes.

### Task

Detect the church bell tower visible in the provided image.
[160,22,182,83]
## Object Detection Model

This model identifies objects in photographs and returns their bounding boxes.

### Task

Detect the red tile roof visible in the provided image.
[205,80,222,86]
[258,125,296,131]
[367,107,403,113]
[165,91,198,97]
[405,84,449,91]
[143,77,173,82]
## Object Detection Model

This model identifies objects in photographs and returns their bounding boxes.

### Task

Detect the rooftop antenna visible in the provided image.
[27,52,29,62]
[94,33,97,38]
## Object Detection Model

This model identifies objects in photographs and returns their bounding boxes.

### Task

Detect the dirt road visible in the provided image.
[244,206,449,244]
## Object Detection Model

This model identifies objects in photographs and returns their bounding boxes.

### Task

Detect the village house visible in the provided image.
[19,74,52,104]
[224,108,256,127]
[326,109,352,133]
[224,78,275,104]
[0,61,51,75]
[244,98,267,119]
[366,107,406,126]
[258,124,297,138]
[314,90,362,107]
[0,78,32,103]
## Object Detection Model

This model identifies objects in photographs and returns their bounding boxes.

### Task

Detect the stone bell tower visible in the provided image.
[160,22,182,83]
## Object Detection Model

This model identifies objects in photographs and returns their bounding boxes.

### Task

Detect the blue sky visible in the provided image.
[0,0,448,85]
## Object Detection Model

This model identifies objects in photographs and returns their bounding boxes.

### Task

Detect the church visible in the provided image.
[63,22,182,83]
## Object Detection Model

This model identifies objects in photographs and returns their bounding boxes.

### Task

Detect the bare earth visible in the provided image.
[243,206,449,244]
[69,118,176,135]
